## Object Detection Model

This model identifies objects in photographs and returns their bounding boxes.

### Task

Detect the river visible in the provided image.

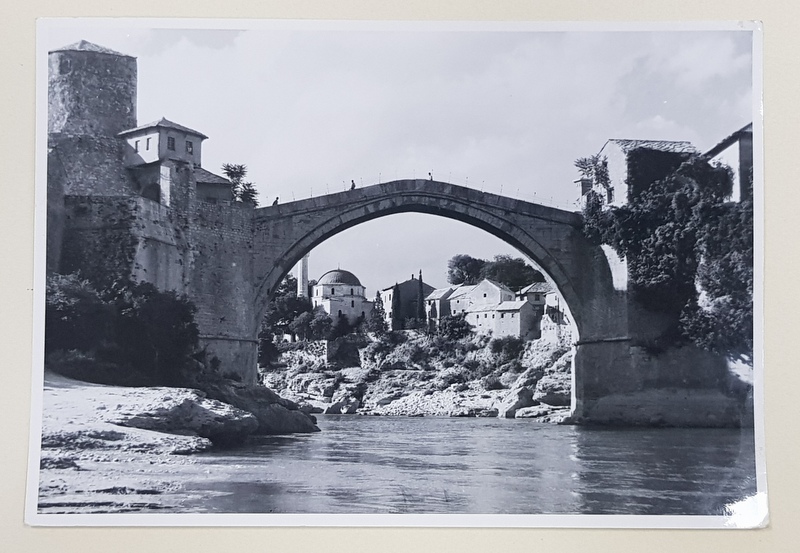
[173,415,756,516]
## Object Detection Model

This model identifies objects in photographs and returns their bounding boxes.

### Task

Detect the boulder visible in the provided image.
[109,390,258,446]
[495,387,538,418]
[324,398,360,414]
[199,380,320,434]
[533,373,571,406]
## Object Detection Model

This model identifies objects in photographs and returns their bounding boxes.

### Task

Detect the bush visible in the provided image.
[45,274,200,386]
[489,336,525,362]
[481,375,505,391]
[437,313,473,341]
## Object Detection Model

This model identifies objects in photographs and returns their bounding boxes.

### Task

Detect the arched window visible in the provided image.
[338,310,342,317]
[331,288,335,295]
[351,288,354,295]
[351,300,354,308]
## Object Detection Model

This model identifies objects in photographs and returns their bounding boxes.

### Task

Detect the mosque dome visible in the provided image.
[317,269,362,286]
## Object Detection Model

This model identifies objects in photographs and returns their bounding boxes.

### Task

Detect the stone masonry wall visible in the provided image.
[187,201,259,383]
[48,134,136,197]
[61,196,139,288]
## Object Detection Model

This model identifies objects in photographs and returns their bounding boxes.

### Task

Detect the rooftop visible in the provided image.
[118,117,209,139]
[50,40,134,58]
[426,286,457,301]
[496,300,529,311]
[317,269,362,287]
[602,139,698,156]
[194,167,231,185]
[704,123,753,158]
[519,281,554,295]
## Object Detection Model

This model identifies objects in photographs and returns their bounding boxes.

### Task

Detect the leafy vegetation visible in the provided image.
[436,313,474,341]
[45,274,200,385]
[447,254,544,289]
[577,151,753,356]
[221,163,259,206]
[366,291,389,335]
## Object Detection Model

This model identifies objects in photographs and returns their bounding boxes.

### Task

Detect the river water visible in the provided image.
[175,416,757,516]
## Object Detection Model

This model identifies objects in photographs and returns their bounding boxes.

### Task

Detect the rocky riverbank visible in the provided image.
[36,371,318,513]
[261,333,574,422]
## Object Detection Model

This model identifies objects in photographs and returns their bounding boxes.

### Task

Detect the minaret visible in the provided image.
[297,254,309,297]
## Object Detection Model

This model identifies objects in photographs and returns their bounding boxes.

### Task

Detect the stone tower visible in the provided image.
[47,41,138,197]
[48,40,137,137]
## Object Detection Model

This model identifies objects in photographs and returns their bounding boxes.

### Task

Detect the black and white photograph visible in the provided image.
[27,18,764,526]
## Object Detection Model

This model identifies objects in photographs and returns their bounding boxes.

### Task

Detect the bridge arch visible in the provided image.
[252,179,623,345]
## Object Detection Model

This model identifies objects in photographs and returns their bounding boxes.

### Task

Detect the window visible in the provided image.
[186,140,193,154]
[492,314,495,319]
[484,314,488,319]
[511,313,515,318]
[351,288,354,295]
[535,294,541,301]
[338,310,342,317]
[331,288,335,295]
[167,136,176,151]
[351,300,355,308]
[134,140,139,152]
[146,137,151,150]
[361,311,365,318]
[483,293,487,297]
[500,313,505,319]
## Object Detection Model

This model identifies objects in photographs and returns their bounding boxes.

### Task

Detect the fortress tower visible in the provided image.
[48,40,137,137]
[47,41,138,198]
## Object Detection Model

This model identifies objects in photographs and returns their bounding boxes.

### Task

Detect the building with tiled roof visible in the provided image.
[578,137,700,209]
[379,271,435,330]
[425,278,562,341]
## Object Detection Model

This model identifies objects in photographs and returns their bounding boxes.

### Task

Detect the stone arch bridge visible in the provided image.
[60,178,735,425]
[185,178,708,423]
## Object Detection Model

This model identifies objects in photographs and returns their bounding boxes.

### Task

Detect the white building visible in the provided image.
[310,269,373,324]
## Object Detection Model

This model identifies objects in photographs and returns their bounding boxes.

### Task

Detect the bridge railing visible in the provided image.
[287,175,582,213]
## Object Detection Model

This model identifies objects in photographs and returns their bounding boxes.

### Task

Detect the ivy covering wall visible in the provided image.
[578,150,753,358]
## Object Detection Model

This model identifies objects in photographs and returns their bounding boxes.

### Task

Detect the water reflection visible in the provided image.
[179,416,756,515]
[571,427,757,515]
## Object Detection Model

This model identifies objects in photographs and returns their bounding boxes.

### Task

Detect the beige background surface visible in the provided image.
[1,1,796,551]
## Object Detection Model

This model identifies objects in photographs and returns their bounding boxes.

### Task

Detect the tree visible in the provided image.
[480,255,544,290]
[447,254,486,285]
[309,308,333,340]
[257,326,280,368]
[437,313,473,341]
[447,254,544,290]
[328,313,353,340]
[222,163,259,206]
[366,291,388,335]
[261,274,313,341]
[110,282,199,384]
[45,274,200,385]
[289,310,314,341]
[416,270,427,324]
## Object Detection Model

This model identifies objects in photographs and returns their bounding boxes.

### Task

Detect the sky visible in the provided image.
[42,20,755,296]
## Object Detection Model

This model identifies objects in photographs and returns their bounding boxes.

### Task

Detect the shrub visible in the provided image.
[489,336,525,362]
[437,313,473,341]
[45,274,200,386]
[481,375,505,390]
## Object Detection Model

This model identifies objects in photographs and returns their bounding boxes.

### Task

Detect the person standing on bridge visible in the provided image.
[350,180,356,190]
[273,197,279,205]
